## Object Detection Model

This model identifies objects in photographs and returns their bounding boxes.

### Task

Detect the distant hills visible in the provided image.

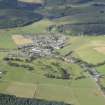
[0,0,43,28]
[41,0,105,35]
[0,0,105,35]
[0,0,17,6]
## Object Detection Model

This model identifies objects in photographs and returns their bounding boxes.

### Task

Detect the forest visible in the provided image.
[0,93,70,105]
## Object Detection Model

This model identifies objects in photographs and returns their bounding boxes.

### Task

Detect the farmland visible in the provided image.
[0,34,105,105]
[0,60,105,105]
[0,0,105,105]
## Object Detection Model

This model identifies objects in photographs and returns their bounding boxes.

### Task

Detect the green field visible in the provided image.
[0,0,105,105]
[96,65,105,75]
[0,58,105,105]
[58,36,105,64]
[0,34,105,105]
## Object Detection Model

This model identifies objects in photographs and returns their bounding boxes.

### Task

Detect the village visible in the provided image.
[0,32,105,100]
[14,33,67,59]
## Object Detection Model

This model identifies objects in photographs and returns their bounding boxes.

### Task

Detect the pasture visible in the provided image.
[6,82,37,98]
[0,19,53,48]
[0,0,105,104]
[58,36,105,64]
[0,50,105,105]
[96,65,105,75]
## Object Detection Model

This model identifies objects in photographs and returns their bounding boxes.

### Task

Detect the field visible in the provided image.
[0,15,105,105]
[6,82,37,98]
[12,35,33,45]
[0,61,105,105]
[0,33,105,105]
[0,23,105,105]
[94,46,105,54]
[0,0,105,105]
[58,36,105,64]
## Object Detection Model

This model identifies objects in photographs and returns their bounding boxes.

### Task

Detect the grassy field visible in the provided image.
[0,35,105,105]
[96,65,105,88]
[0,58,105,105]
[0,31,105,105]
[0,9,42,28]
[58,36,105,64]
[96,65,105,74]
[0,19,53,48]
[0,0,105,105]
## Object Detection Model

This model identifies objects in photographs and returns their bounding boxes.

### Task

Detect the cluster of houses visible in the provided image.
[18,33,67,59]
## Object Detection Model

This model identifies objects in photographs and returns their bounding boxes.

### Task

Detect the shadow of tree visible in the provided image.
[0,93,71,105]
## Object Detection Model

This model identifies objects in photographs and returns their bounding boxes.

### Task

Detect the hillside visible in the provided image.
[0,0,105,35]
[0,1,105,105]
[39,0,105,35]
[0,0,43,28]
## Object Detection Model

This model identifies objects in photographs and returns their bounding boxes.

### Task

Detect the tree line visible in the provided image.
[0,93,71,105]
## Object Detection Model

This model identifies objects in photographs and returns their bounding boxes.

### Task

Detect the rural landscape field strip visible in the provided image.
[0,34,105,105]
[0,0,105,105]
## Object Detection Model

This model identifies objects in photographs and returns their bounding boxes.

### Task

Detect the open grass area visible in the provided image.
[0,19,53,49]
[74,45,105,64]
[0,28,105,105]
[6,82,37,98]
[96,65,105,74]
[37,77,105,105]
[59,36,105,64]
[0,56,105,105]
[0,1,105,104]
